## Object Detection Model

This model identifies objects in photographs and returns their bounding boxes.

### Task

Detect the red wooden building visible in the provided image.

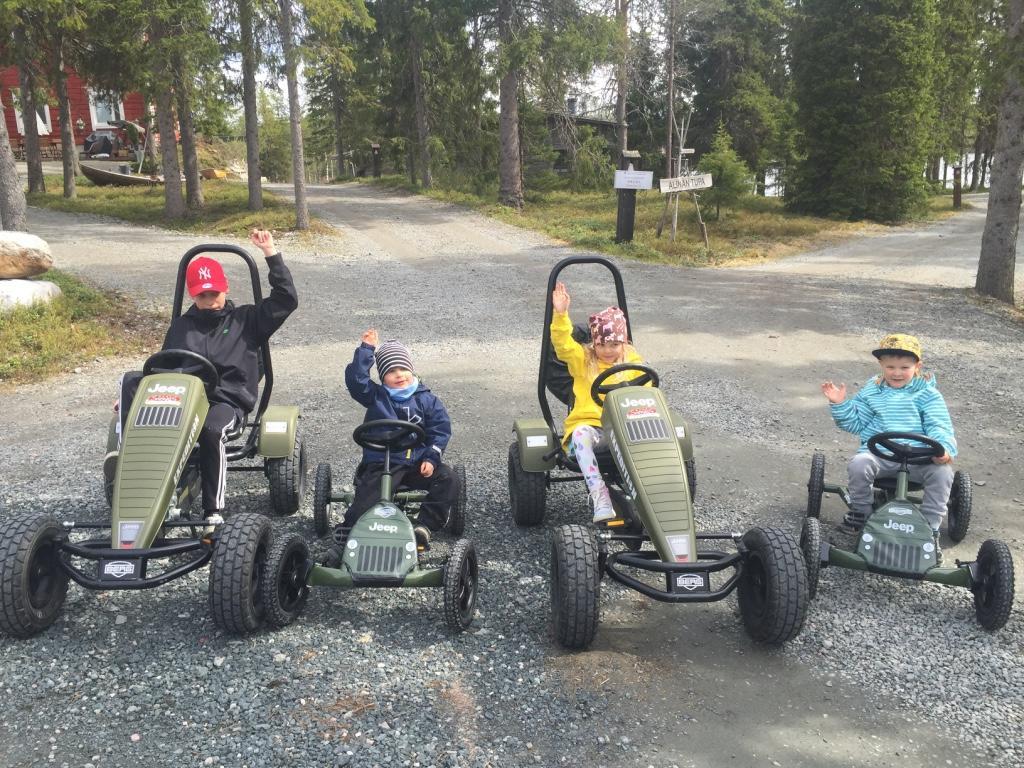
[1,66,147,158]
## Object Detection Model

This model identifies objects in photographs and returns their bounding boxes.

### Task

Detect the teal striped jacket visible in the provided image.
[830,374,957,457]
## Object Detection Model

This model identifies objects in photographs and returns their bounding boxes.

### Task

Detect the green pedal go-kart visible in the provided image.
[0,244,307,639]
[509,255,808,649]
[263,419,478,632]
[801,433,1015,630]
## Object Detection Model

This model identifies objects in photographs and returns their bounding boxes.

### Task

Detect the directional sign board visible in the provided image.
[659,173,713,193]
[614,170,654,190]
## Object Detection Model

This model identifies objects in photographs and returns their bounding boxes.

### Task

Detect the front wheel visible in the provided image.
[0,515,69,638]
[737,526,808,645]
[973,539,1014,631]
[946,470,972,543]
[550,524,600,650]
[266,429,308,516]
[262,534,310,628]
[509,442,547,526]
[312,462,332,537]
[807,452,825,518]
[208,512,272,634]
[799,517,822,600]
[445,464,467,537]
[442,538,478,632]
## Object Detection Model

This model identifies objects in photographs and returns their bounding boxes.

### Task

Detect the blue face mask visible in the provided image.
[385,376,419,402]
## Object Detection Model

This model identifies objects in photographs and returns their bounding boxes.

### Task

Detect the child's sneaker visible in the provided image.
[839,511,866,534]
[931,530,943,565]
[591,488,615,523]
[414,525,431,551]
[202,510,224,535]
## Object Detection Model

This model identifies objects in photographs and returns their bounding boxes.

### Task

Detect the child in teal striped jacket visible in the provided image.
[821,334,956,552]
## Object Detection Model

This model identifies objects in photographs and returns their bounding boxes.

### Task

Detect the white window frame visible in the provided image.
[87,90,124,129]
[9,90,52,135]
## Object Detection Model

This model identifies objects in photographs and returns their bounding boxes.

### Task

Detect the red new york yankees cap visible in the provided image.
[185,256,229,297]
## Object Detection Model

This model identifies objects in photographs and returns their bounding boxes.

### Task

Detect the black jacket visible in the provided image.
[162,253,298,413]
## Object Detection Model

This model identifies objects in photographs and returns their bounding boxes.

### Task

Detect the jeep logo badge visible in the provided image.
[104,561,135,578]
[368,521,398,534]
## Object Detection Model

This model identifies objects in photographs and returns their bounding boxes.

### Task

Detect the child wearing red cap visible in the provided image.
[107,229,298,524]
[551,281,644,522]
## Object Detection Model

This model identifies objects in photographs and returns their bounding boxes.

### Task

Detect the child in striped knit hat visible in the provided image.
[340,329,459,551]
[822,333,957,561]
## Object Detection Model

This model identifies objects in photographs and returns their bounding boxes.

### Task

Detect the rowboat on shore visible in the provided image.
[81,163,162,187]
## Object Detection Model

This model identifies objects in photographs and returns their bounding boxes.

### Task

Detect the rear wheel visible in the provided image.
[312,462,332,537]
[442,538,478,632]
[267,429,308,516]
[946,470,972,543]
[509,442,546,527]
[972,539,1014,631]
[737,526,808,645]
[262,534,310,628]
[209,512,272,634]
[799,517,822,599]
[550,524,600,650]
[0,515,69,638]
[445,464,467,536]
[685,458,697,502]
[807,452,825,518]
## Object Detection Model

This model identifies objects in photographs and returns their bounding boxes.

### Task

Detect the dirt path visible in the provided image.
[4,189,1022,767]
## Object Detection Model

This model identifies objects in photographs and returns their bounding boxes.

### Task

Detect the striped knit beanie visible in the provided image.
[374,340,414,378]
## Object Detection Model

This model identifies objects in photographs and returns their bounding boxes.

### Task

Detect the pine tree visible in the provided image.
[697,123,751,219]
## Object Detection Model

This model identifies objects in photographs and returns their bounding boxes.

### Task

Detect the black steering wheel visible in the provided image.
[867,432,945,465]
[590,363,660,406]
[352,418,427,452]
[142,349,220,395]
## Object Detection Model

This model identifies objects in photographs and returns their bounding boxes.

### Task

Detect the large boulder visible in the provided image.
[0,232,53,279]
[0,279,62,311]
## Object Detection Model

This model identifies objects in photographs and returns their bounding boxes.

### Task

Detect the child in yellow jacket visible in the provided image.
[551,281,644,522]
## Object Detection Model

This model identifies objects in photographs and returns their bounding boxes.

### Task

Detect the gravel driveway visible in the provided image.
[1,187,1022,768]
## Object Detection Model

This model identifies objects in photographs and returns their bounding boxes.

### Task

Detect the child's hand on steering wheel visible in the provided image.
[420,461,434,478]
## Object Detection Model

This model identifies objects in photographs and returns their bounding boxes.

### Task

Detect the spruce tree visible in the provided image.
[790,0,938,221]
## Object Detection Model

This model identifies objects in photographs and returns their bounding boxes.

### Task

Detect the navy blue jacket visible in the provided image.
[345,342,452,468]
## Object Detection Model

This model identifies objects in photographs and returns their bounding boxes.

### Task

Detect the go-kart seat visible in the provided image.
[545,323,591,407]
[873,476,924,493]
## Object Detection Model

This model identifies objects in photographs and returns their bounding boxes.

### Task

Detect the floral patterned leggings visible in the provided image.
[570,425,607,494]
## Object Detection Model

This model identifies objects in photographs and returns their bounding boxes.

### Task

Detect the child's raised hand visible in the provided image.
[552,282,570,313]
[362,328,379,347]
[249,227,276,257]
[821,381,847,404]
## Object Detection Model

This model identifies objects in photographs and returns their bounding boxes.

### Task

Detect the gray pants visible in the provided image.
[847,452,954,530]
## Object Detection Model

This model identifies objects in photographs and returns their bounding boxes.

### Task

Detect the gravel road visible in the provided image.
[1,186,1021,768]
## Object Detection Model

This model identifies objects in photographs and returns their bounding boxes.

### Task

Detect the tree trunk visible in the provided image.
[154,86,186,219]
[239,0,262,210]
[53,48,76,199]
[278,0,309,229]
[665,0,675,177]
[144,109,157,168]
[408,141,417,185]
[15,46,45,195]
[410,32,432,189]
[333,89,345,180]
[176,76,204,210]
[0,101,28,230]
[497,0,523,209]
[976,0,1024,304]
[614,0,630,157]
[969,129,982,191]
[979,151,990,188]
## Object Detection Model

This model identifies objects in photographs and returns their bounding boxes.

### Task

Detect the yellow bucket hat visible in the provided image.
[872,333,922,361]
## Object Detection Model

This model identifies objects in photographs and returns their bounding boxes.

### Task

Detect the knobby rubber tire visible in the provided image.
[313,462,332,537]
[550,524,600,650]
[445,464,467,537]
[208,512,272,634]
[267,429,307,516]
[800,517,822,600]
[807,452,825,519]
[0,515,69,638]
[443,538,478,632]
[262,534,310,628]
[685,458,697,503]
[973,539,1014,631]
[509,442,546,527]
[737,526,808,645]
[946,471,972,543]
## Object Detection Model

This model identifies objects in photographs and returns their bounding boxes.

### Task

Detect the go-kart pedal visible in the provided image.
[932,530,943,565]
[414,525,432,551]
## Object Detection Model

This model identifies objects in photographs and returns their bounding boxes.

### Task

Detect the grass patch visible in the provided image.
[28,176,335,238]
[361,175,879,266]
[0,270,164,386]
